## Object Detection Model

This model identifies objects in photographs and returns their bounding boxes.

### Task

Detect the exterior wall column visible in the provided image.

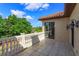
[42,22,45,33]
[42,22,46,39]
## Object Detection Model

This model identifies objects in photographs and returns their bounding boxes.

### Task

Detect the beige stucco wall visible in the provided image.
[42,17,69,41]
[70,3,79,55]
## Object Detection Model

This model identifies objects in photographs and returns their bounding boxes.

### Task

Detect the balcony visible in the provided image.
[0,32,75,56]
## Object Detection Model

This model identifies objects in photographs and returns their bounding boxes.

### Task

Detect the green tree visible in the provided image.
[0,15,32,38]
[33,27,42,32]
[0,15,7,37]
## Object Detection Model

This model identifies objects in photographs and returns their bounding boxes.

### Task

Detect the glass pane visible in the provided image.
[44,22,49,31]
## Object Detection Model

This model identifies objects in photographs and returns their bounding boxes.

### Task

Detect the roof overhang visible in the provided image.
[39,3,76,21]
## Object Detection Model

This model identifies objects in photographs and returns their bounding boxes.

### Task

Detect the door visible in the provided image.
[49,22,55,39]
[44,22,55,39]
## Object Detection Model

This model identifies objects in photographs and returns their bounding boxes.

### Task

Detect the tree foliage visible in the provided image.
[32,27,42,32]
[0,15,32,38]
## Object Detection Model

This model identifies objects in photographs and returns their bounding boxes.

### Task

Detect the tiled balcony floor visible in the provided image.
[16,38,75,56]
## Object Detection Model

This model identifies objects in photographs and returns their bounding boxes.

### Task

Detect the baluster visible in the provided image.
[19,37,22,51]
[18,38,21,51]
[10,39,12,55]
[15,39,17,53]
[12,39,15,55]
[0,41,2,56]
[16,38,19,52]
[8,39,10,55]
[17,38,21,52]
[13,39,16,54]
[14,37,22,53]
[5,40,9,55]
[2,40,5,55]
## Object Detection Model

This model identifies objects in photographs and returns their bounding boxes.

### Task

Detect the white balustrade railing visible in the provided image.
[0,32,45,56]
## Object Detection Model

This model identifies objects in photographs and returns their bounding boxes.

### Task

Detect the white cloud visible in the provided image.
[10,9,41,27]
[25,15,42,27]
[39,9,43,11]
[22,3,50,11]
[0,12,3,16]
[11,10,25,18]
[5,16,8,19]
[25,15,33,20]
[10,9,34,21]
[25,3,43,11]
[42,3,49,9]
[21,3,29,6]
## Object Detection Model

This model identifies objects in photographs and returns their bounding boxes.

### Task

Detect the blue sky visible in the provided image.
[0,3,64,27]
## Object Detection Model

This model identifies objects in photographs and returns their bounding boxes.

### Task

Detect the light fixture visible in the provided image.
[67,19,79,29]
[67,20,75,29]
[70,20,75,29]
[75,20,79,28]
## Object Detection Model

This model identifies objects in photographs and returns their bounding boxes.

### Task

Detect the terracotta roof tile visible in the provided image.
[39,12,64,20]
[39,3,76,21]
